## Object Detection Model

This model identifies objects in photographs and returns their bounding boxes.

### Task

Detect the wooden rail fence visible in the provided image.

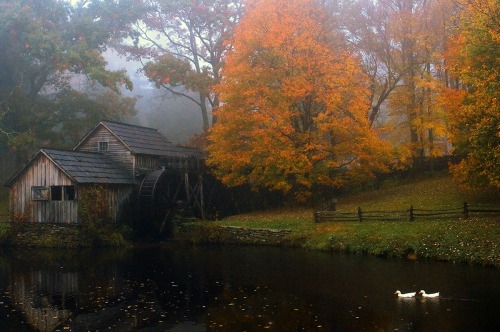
[314,202,500,223]
[2,204,498,225]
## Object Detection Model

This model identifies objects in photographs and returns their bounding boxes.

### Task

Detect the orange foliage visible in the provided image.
[444,0,500,188]
[207,0,391,201]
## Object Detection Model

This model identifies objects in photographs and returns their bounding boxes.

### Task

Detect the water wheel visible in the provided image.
[137,169,206,237]
[138,169,185,237]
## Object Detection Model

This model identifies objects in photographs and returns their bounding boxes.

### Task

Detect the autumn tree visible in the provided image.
[338,0,456,171]
[123,0,244,133]
[337,0,406,127]
[207,0,391,201]
[0,0,139,177]
[389,0,457,170]
[445,0,500,188]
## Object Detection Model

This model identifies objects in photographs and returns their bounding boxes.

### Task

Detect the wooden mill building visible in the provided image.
[5,121,203,225]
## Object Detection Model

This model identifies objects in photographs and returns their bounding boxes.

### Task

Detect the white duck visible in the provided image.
[394,290,416,298]
[419,290,439,298]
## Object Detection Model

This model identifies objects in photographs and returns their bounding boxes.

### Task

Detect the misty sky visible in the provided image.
[104,49,205,144]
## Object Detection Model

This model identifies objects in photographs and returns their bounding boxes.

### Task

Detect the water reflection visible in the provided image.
[10,269,76,331]
[0,245,498,331]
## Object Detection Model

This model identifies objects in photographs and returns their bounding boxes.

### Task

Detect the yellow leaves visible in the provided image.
[442,0,500,188]
[207,0,392,200]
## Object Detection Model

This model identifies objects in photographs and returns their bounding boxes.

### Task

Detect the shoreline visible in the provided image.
[1,217,498,269]
[172,220,500,268]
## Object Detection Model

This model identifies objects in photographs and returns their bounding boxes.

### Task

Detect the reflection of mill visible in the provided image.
[10,270,78,332]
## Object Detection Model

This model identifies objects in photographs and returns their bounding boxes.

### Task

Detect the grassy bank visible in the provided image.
[1,175,498,265]
[187,175,500,267]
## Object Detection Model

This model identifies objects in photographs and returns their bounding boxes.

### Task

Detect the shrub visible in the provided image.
[79,184,131,247]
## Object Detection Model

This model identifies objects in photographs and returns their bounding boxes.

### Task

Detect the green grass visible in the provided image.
[197,174,500,267]
[2,174,498,266]
[212,207,314,231]
[296,218,499,267]
[337,174,499,211]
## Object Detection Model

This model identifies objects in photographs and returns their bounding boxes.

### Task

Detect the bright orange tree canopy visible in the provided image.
[207,0,391,201]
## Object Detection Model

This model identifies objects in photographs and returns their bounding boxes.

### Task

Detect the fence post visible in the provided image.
[357,207,363,222]
[409,205,415,222]
[463,202,469,219]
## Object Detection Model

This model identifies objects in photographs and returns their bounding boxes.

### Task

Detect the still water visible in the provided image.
[0,244,498,331]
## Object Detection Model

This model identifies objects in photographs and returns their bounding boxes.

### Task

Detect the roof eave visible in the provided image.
[4,150,43,187]
[73,122,102,151]
[40,149,79,183]
[73,121,135,154]
[99,121,135,154]
[4,149,78,187]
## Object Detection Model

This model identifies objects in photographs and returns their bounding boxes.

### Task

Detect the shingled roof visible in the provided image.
[77,121,201,158]
[5,149,136,186]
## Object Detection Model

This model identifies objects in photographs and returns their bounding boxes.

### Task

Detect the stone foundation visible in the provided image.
[174,222,292,246]
[1,222,92,247]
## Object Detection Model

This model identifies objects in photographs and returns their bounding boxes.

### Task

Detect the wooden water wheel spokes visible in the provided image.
[138,169,185,235]
[184,172,205,220]
[138,169,210,236]
[154,171,185,234]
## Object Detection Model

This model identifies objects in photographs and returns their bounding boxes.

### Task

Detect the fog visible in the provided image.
[105,49,205,144]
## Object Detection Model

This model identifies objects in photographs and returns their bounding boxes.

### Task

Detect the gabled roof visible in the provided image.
[75,120,201,158]
[5,149,136,187]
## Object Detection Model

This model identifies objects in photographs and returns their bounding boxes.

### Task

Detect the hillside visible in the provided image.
[190,174,500,267]
[337,174,500,211]
[1,174,497,225]
[219,173,499,227]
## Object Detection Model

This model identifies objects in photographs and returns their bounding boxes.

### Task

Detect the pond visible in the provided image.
[0,244,498,331]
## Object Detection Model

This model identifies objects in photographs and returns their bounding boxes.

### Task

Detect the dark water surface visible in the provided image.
[0,244,498,331]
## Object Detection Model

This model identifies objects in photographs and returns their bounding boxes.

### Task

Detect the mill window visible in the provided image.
[50,185,76,201]
[98,141,109,151]
[32,186,49,201]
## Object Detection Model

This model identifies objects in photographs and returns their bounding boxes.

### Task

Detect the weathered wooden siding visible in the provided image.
[135,155,198,174]
[76,126,135,175]
[9,154,135,224]
[9,154,77,223]
[78,184,134,222]
[135,155,161,174]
